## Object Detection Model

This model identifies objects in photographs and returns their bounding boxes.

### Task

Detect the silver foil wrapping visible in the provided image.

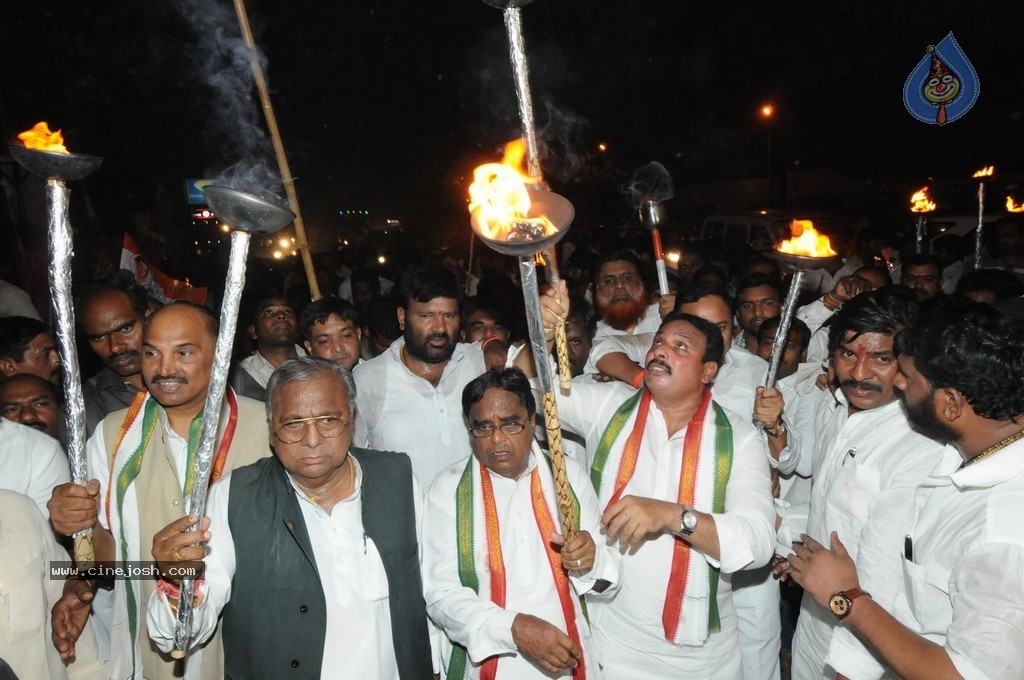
[520,256,555,394]
[504,7,542,181]
[764,269,805,389]
[975,182,985,269]
[915,215,926,255]
[47,179,88,486]
[173,229,250,655]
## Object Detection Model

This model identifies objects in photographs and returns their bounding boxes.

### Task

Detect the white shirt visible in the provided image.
[554,380,775,677]
[876,440,1024,679]
[238,345,307,388]
[594,302,662,338]
[147,457,422,679]
[0,418,70,519]
[422,451,620,678]
[352,337,486,487]
[783,393,943,680]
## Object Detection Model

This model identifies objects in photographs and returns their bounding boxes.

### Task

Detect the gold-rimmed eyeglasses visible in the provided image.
[274,415,349,444]
[468,418,530,439]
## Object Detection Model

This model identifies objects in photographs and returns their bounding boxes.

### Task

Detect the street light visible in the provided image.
[759,103,775,208]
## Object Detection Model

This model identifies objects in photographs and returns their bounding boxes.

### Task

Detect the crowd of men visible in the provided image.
[2,213,1024,679]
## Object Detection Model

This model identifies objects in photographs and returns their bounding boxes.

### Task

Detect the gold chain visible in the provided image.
[960,429,1024,469]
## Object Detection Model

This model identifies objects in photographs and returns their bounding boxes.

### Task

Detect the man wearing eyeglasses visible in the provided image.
[422,367,619,678]
[146,356,432,679]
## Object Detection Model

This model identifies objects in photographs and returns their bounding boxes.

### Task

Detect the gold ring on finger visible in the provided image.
[173,547,183,561]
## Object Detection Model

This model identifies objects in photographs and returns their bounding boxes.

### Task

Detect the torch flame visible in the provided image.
[973,166,994,178]
[468,138,556,242]
[776,220,836,258]
[1007,196,1024,213]
[16,122,70,154]
[910,187,936,213]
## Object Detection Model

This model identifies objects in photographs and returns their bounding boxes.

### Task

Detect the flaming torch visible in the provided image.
[1007,196,1024,213]
[629,161,675,297]
[469,147,579,543]
[9,123,102,567]
[170,186,294,658]
[910,186,936,254]
[765,220,836,388]
[973,166,994,269]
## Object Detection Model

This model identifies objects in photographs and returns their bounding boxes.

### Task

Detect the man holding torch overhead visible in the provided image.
[47,302,272,680]
[422,367,619,679]
[519,285,775,678]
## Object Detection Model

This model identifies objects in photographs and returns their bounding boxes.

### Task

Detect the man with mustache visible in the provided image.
[734,274,783,355]
[353,264,502,486]
[0,315,61,385]
[0,373,61,440]
[78,281,149,435]
[47,302,272,679]
[522,293,775,678]
[593,250,661,338]
[230,295,304,400]
[775,288,945,679]
[787,299,1024,680]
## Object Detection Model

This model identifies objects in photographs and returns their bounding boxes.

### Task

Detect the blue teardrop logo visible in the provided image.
[903,32,979,125]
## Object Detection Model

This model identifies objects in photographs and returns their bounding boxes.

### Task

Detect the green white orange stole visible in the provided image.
[448,443,596,679]
[103,389,238,679]
[591,388,733,646]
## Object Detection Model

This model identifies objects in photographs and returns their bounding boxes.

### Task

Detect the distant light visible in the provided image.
[279,238,290,248]
[377,255,386,264]
[291,250,297,256]
[598,143,607,152]
[220,223,230,232]
[272,250,283,259]
[343,240,349,246]
[759,210,768,215]
[666,251,681,264]
[760,104,774,118]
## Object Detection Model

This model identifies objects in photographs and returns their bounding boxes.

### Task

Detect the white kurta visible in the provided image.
[555,380,775,678]
[0,418,70,519]
[147,458,423,679]
[784,393,943,680]
[422,449,620,678]
[352,337,486,487]
[876,440,1024,679]
[0,490,108,680]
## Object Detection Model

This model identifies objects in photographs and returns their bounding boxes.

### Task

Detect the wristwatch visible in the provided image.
[765,421,787,438]
[828,588,871,620]
[676,505,698,536]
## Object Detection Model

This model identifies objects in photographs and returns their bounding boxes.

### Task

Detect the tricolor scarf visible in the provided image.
[590,388,733,646]
[447,443,598,679]
[104,389,238,680]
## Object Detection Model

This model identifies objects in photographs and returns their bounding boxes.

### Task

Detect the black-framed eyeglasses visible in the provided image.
[468,418,530,439]
[274,415,349,444]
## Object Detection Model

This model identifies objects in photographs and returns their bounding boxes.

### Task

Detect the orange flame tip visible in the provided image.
[16,121,70,154]
[776,220,836,258]
[1007,196,1024,213]
[468,138,556,243]
[973,166,994,178]
[910,187,936,213]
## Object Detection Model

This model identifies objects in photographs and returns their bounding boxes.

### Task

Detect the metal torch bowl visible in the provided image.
[203,186,295,235]
[7,144,103,181]
[767,248,837,271]
[640,200,667,229]
[471,189,574,257]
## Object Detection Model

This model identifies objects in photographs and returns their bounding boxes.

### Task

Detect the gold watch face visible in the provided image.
[829,593,851,618]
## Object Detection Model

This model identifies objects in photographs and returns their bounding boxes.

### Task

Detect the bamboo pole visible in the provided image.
[232,0,321,300]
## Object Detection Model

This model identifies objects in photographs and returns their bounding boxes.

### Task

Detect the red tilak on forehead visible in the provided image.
[855,344,868,356]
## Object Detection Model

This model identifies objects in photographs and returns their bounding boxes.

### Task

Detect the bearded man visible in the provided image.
[593,251,661,338]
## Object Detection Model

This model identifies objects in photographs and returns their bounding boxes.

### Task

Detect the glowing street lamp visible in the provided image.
[759,103,775,207]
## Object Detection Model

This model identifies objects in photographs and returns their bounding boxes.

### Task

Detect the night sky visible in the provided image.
[3,0,1023,270]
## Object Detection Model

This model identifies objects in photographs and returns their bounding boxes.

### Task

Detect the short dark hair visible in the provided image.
[567,296,597,335]
[76,279,149,323]
[900,253,941,273]
[364,296,402,341]
[827,287,918,355]
[691,263,729,286]
[396,264,463,310]
[736,273,784,300]
[954,268,1024,300]
[593,249,645,289]
[758,316,811,352]
[854,265,893,287]
[896,298,1024,420]
[298,298,360,341]
[462,367,536,418]
[674,281,735,314]
[460,296,509,331]
[657,311,725,366]
[0,316,51,362]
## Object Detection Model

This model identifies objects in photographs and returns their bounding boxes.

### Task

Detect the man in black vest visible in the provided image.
[146,356,433,679]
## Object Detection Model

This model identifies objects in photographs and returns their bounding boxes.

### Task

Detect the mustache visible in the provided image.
[427,333,452,343]
[645,358,671,373]
[150,374,188,383]
[841,379,882,393]
[107,349,140,364]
